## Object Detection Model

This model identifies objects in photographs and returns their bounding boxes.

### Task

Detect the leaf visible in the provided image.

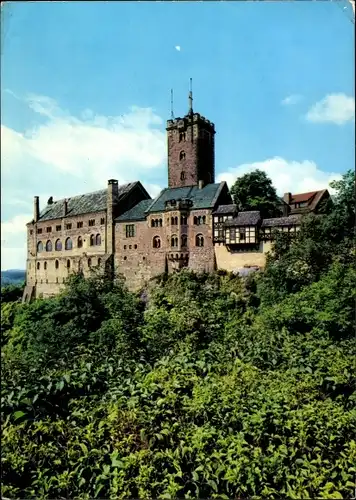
[13,410,26,421]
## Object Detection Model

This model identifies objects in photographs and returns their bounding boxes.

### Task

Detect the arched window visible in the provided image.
[180,171,186,181]
[171,236,178,248]
[45,240,52,252]
[181,215,187,225]
[55,260,59,269]
[193,216,198,225]
[153,236,161,248]
[77,236,83,248]
[179,132,186,142]
[181,234,187,247]
[196,234,204,247]
[202,216,206,225]
[179,150,186,161]
[98,258,101,266]
[66,259,71,269]
[37,262,40,270]
[159,219,162,227]
[151,219,155,227]
[171,217,175,225]
[44,262,47,270]
[88,258,92,268]
[174,216,178,225]
[37,241,43,253]
[90,235,95,246]
[65,238,72,250]
[55,239,62,251]
[96,234,101,245]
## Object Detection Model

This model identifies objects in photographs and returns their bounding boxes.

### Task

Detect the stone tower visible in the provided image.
[166,88,215,189]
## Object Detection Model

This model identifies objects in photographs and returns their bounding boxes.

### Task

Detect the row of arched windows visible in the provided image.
[37,234,101,253]
[151,218,163,227]
[194,216,206,225]
[152,234,204,249]
[36,257,102,271]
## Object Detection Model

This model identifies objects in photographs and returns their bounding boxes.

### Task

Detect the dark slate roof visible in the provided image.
[261,214,302,227]
[115,199,153,222]
[37,183,135,222]
[224,211,261,227]
[213,204,237,215]
[145,182,225,213]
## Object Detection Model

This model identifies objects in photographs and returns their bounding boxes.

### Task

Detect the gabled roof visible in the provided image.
[291,191,319,203]
[224,211,261,227]
[115,199,153,222]
[213,204,237,215]
[261,214,302,227]
[36,183,136,222]
[289,189,328,214]
[145,182,227,214]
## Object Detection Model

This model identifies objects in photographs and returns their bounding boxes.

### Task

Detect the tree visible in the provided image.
[230,169,281,217]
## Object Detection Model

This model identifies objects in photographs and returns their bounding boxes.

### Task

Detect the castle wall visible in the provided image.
[214,241,273,272]
[27,210,107,299]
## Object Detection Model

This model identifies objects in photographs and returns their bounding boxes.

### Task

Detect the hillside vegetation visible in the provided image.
[1,171,355,499]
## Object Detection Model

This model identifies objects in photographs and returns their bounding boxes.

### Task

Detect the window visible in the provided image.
[179,150,186,161]
[56,225,61,231]
[77,221,83,229]
[77,236,83,248]
[90,234,95,246]
[239,230,246,241]
[88,258,92,268]
[171,235,178,247]
[179,131,186,142]
[37,262,40,270]
[65,237,72,250]
[181,234,187,247]
[196,234,204,247]
[124,256,127,260]
[37,241,43,252]
[56,277,59,283]
[100,217,105,225]
[98,258,101,266]
[194,216,206,226]
[55,239,62,251]
[30,230,33,236]
[159,219,162,227]
[66,259,71,269]
[126,224,135,238]
[134,244,137,249]
[124,245,127,250]
[55,260,59,269]
[153,236,161,248]
[66,223,72,230]
[180,215,187,225]
[96,234,101,246]
[180,171,186,181]
[44,262,47,270]
[171,216,178,225]
[129,245,132,250]
[88,219,95,227]
[45,240,52,252]
[46,227,52,233]
[37,228,42,234]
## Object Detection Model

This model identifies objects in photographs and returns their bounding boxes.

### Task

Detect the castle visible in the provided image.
[23,92,330,301]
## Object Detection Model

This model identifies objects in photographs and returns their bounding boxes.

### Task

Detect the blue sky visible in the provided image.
[1,1,355,269]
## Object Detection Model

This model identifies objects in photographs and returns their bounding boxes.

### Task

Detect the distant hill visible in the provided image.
[1,269,26,286]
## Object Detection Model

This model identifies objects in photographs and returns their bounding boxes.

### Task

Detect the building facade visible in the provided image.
[23,96,330,300]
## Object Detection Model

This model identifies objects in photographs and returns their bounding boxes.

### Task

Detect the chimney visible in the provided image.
[34,196,40,222]
[64,199,68,217]
[198,179,204,190]
[283,192,292,205]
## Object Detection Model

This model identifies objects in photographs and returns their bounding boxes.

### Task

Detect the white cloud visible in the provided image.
[281,94,303,106]
[306,93,355,125]
[175,45,181,52]
[1,93,166,270]
[217,157,342,196]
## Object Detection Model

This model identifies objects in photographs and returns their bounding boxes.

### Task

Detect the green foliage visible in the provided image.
[230,169,281,217]
[1,283,24,303]
[1,170,356,499]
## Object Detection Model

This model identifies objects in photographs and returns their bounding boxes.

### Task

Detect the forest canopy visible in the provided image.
[1,170,355,499]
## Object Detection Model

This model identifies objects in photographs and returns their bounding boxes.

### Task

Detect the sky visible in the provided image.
[1,1,355,270]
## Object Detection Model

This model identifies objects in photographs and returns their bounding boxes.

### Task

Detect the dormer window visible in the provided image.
[179,151,186,161]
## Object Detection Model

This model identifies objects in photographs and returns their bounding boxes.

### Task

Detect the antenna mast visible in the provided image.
[188,78,193,115]
[170,89,174,119]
